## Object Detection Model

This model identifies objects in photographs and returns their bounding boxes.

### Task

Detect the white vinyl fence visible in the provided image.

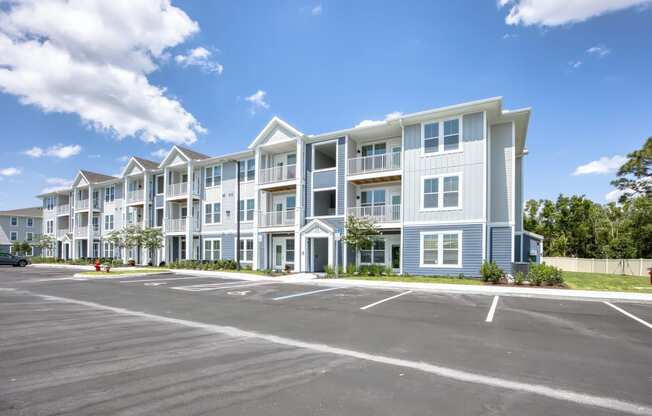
[542,257,652,276]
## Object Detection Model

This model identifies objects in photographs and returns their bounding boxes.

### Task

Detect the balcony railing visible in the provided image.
[166,182,199,198]
[348,152,401,176]
[57,204,70,215]
[74,226,88,237]
[57,229,69,238]
[127,220,144,228]
[75,199,89,210]
[346,204,401,223]
[165,217,200,233]
[258,209,297,228]
[127,190,144,203]
[259,164,296,185]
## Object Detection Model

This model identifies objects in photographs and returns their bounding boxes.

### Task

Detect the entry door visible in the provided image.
[391,245,400,270]
[180,238,186,259]
[274,241,283,269]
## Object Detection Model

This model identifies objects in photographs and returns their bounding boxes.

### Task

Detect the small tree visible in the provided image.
[611,137,652,203]
[11,241,32,256]
[105,229,126,261]
[35,234,56,256]
[142,228,164,265]
[342,216,380,268]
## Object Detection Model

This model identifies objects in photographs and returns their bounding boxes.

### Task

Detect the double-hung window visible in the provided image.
[105,185,115,203]
[421,174,461,210]
[10,231,17,241]
[422,118,461,154]
[205,165,222,188]
[46,220,53,234]
[285,239,295,263]
[238,159,255,182]
[10,216,17,226]
[420,231,462,268]
[204,202,221,224]
[204,239,221,261]
[26,232,33,242]
[104,214,114,231]
[27,218,33,227]
[239,238,253,263]
[360,239,385,264]
[104,242,114,258]
[239,199,254,222]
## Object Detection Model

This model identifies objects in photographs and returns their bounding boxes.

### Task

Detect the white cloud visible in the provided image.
[573,155,626,175]
[0,167,21,176]
[586,45,611,57]
[23,144,81,159]
[175,47,223,75]
[311,4,323,15]
[244,90,270,114]
[355,111,404,128]
[150,148,169,160]
[0,0,205,145]
[117,155,130,162]
[41,177,73,193]
[499,0,652,26]
[605,188,625,203]
[502,33,519,39]
[569,60,582,69]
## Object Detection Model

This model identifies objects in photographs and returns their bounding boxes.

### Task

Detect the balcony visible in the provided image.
[348,153,401,178]
[259,164,297,186]
[165,217,200,233]
[75,199,89,210]
[57,204,70,215]
[258,209,297,228]
[126,220,144,228]
[166,182,199,198]
[56,229,70,238]
[127,190,144,204]
[74,226,88,237]
[346,204,401,224]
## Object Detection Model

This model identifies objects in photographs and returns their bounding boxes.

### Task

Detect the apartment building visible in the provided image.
[0,207,42,255]
[38,97,542,276]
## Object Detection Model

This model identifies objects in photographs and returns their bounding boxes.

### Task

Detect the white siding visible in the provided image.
[489,122,514,224]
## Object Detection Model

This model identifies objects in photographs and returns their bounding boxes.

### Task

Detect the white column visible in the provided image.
[87,186,93,258]
[253,149,261,270]
[185,162,193,260]
[142,172,149,265]
[162,168,168,263]
[122,179,128,264]
[295,138,303,272]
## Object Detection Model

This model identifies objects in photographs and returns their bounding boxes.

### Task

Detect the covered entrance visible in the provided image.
[300,219,335,273]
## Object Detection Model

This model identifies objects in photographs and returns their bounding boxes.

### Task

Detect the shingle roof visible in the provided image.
[0,207,43,218]
[80,170,118,183]
[176,145,210,160]
[133,157,160,170]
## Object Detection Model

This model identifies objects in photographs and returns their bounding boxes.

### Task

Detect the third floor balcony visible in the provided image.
[258,208,297,228]
[346,204,401,224]
[166,182,199,199]
[127,190,144,204]
[348,152,401,177]
[75,199,89,210]
[259,164,297,186]
[57,204,70,216]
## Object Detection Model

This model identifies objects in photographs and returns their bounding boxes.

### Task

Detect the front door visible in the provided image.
[180,237,186,259]
[274,242,283,270]
[391,245,400,270]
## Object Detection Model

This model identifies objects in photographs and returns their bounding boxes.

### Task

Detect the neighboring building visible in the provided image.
[37,97,540,275]
[0,207,43,255]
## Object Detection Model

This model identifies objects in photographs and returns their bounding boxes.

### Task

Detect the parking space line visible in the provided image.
[360,291,412,310]
[485,296,499,323]
[604,302,652,330]
[273,286,342,300]
[172,281,276,292]
[120,276,238,283]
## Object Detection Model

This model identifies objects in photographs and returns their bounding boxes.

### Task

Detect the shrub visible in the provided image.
[514,271,525,285]
[480,261,503,284]
[323,265,335,277]
[347,264,356,275]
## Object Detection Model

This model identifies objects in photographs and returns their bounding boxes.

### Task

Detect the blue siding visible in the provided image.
[313,169,336,189]
[155,195,164,208]
[403,224,483,277]
[200,233,253,261]
[304,143,312,221]
[337,136,345,215]
[490,226,512,274]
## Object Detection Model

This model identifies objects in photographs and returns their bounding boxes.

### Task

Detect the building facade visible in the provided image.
[38,97,541,276]
[0,207,43,256]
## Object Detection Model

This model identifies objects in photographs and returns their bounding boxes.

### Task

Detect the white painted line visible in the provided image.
[120,276,237,283]
[485,296,499,323]
[15,289,652,416]
[273,286,342,301]
[604,302,652,330]
[172,281,276,292]
[360,291,412,310]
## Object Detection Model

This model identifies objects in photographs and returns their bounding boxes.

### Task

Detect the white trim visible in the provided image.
[203,163,223,189]
[419,230,463,268]
[248,116,303,149]
[420,116,463,157]
[488,222,514,227]
[203,201,222,225]
[403,219,483,226]
[420,172,463,211]
[238,237,254,263]
[203,237,222,261]
[511,121,516,264]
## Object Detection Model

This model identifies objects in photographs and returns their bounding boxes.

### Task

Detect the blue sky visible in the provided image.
[0,0,650,209]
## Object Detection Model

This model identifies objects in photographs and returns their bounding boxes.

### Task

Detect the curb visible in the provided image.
[169,269,318,283]
[72,271,172,280]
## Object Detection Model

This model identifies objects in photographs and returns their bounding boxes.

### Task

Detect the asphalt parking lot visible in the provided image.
[1,266,651,415]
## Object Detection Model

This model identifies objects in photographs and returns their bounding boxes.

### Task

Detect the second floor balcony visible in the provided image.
[127,190,144,204]
[57,204,70,215]
[74,226,88,237]
[56,229,69,238]
[348,152,401,176]
[259,164,297,186]
[166,182,199,199]
[166,217,200,233]
[75,199,89,210]
[258,208,297,228]
[346,204,401,224]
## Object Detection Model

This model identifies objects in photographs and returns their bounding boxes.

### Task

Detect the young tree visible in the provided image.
[11,241,31,256]
[104,229,126,260]
[142,227,164,265]
[342,216,380,255]
[35,234,56,256]
[611,137,652,203]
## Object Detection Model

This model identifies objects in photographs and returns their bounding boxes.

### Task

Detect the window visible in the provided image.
[26,232,33,242]
[46,220,54,234]
[360,239,385,264]
[104,214,114,231]
[10,231,17,241]
[103,242,114,258]
[422,118,461,154]
[27,218,33,227]
[105,185,115,202]
[421,174,461,210]
[156,175,164,195]
[239,238,253,263]
[238,159,255,182]
[239,199,254,222]
[204,239,221,261]
[10,216,17,226]
[285,239,295,263]
[204,202,221,224]
[205,165,222,188]
[45,196,55,210]
[156,208,163,227]
[420,231,462,268]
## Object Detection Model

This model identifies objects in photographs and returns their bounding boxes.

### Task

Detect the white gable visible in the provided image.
[123,160,143,176]
[301,219,335,236]
[261,125,298,146]
[159,146,190,168]
[169,154,187,166]
[249,117,303,149]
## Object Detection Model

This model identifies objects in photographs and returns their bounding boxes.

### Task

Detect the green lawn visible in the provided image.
[78,269,169,277]
[562,271,652,293]
[330,274,484,285]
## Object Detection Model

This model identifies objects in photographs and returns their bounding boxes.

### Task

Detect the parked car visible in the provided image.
[0,252,31,267]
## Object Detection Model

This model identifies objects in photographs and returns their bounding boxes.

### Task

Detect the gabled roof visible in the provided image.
[248,116,303,149]
[0,206,42,218]
[176,145,210,161]
[80,170,118,184]
[133,157,160,170]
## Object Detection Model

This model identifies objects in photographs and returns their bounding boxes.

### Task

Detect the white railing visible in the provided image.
[258,209,297,228]
[127,220,144,228]
[259,164,297,185]
[167,182,187,197]
[75,199,89,210]
[165,217,200,233]
[74,226,88,237]
[91,225,101,237]
[57,204,70,215]
[127,190,144,203]
[348,152,401,175]
[346,204,401,223]
[57,229,69,238]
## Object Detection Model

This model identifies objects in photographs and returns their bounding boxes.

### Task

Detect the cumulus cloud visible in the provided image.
[586,45,611,57]
[41,177,73,193]
[244,90,270,114]
[605,188,625,203]
[569,60,583,69]
[311,4,323,15]
[572,155,626,175]
[175,47,223,74]
[499,0,652,26]
[23,144,81,159]
[355,111,404,128]
[150,148,169,160]
[0,0,205,144]
[0,167,21,176]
